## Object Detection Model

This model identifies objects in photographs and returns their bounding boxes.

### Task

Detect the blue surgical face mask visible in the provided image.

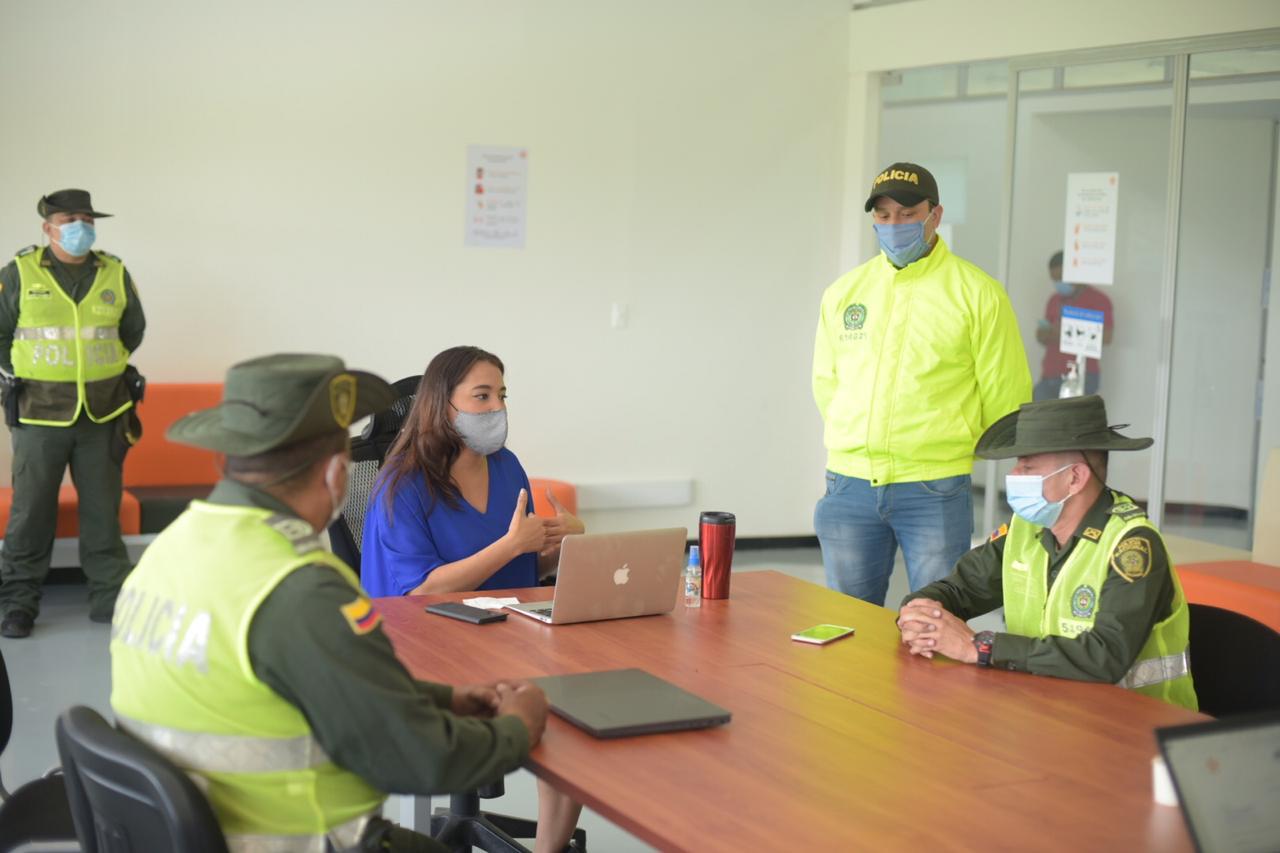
[56,220,95,256]
[1005,464,1074,527]
[453,408,508,456]
[872,208,936,268]
[1053,279,1074,297]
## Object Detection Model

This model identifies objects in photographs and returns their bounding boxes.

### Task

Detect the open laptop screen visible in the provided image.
[1157,712,1280,853]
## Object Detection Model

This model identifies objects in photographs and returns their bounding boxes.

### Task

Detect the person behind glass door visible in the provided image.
[360,345,583,853]
[1033,250,1114,401]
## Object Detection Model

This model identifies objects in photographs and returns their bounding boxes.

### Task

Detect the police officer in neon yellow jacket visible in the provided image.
[813,163,1032,606]
[0,190,145,638]
[896,396,1196,711]
[111,354,554,852]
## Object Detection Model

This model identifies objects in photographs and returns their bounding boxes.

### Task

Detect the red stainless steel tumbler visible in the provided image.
[699,511,736,599]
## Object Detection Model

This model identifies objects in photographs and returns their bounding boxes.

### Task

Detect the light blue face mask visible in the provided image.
[872,208,936,268]
[1053,279,1074,297]
[57,220,96,256]
[1005,464,1074,527]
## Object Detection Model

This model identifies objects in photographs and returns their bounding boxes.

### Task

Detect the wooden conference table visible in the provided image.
[378,571,1203,851]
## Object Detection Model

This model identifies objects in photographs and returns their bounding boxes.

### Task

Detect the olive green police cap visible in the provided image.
[167,354,396,456]
[976,395,1153,460]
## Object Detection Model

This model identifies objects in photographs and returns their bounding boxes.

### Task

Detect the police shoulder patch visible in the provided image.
[15,244,37,257]
[1110,535,1152,582]
[1109,501,1146,521]
[989,523,1008,542]
[1082,527,1103,542]
[264,513,322,555]
[340,597,383,636]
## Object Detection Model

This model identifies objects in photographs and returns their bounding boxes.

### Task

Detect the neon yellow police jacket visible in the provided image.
[813,238,1032,485]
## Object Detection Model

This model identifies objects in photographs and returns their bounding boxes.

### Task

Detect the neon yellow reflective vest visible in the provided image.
[11,246,132,426]
[1002,492,1198,710]
[813,238,1032,484]
[110,502,385,850]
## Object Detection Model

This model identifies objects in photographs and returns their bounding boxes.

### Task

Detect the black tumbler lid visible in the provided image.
[699,511,735,525]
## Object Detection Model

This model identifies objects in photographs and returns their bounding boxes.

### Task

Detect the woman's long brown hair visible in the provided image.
[379,346,505,512]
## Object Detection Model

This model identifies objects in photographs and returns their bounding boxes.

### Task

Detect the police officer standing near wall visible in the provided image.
[0,189,145,638]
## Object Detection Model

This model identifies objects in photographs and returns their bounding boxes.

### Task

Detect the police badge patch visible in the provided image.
[100,289,116,305]
[329,373,357,428]
[1110,536,1152,582]
[843,303,867,331]
[1071,584,1097,619]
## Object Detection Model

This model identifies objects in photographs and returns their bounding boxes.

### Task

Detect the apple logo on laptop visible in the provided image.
[613,564,631,586]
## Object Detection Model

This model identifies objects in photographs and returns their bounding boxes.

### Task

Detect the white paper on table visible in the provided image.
[463,596,520,611]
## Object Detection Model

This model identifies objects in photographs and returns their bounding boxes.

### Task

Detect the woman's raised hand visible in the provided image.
[507,488,549,555]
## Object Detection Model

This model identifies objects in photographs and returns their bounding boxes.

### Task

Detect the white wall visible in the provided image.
[849,0,1280,72]
[0,0,852,537]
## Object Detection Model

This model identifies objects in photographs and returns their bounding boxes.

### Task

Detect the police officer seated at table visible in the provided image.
[110,353,553,853]
[896,395,1197,710]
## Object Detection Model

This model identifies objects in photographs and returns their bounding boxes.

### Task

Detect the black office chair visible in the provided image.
[55,706,227,853]
[0,646,79,853]
[1187,603,1280,718]
[329,375,421,572]
[329,376,583,853]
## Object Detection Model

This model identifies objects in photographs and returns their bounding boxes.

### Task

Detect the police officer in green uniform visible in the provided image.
[110,353,553,852]
[0,189,145,638]
[896,395,1197,710]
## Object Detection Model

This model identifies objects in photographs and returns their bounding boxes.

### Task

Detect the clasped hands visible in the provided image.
[450,680,550,742]
[896,598,978,664]
[506,487,585,557]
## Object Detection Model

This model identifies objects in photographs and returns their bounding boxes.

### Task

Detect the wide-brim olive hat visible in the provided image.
[975,395,1153,460]
[168,353,397,456]
[38,189,112,218]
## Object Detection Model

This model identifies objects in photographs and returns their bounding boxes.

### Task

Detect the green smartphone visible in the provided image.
[791,624,856,645]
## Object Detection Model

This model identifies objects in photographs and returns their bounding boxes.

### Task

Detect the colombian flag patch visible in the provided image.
[340,597,383,635]
[989,523,1008,542]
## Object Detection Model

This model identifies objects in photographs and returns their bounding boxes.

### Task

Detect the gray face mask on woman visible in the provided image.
[454,409,508,456]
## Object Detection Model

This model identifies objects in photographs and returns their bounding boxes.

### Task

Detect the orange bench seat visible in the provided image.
[0,484,141,538]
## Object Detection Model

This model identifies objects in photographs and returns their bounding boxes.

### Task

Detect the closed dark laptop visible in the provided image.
[533,669,731,739]
[1156,711,1280,853]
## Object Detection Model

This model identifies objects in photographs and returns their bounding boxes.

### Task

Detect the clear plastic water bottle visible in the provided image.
[684,545,702,608]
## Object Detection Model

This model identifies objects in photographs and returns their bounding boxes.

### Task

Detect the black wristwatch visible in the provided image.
[972,631,995,667]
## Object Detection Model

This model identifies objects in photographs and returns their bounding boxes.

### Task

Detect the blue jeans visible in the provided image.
[814,471,974,606]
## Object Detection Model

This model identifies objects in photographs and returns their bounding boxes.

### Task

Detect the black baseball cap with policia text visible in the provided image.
[863,162,939,212]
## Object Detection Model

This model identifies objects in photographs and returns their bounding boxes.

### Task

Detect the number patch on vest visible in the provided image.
[1110,537,1151,582]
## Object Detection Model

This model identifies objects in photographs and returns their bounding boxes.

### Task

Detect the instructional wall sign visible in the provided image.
[465,145,528,248]
[1059,305,1106,360]
[1062,172,1119,286]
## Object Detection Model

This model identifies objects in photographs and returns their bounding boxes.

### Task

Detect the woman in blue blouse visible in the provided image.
[362,346,583,596]
[361,345,583,852]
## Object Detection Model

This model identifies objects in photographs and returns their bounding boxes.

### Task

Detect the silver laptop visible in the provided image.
[506,528,687,625]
